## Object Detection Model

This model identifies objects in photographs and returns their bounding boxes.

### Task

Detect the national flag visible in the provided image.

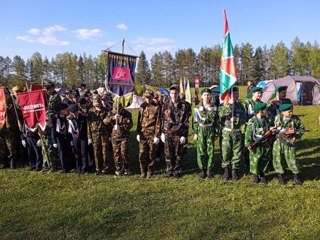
[179,78,184,94]
[194,76,200,99]
[219,10,238,102]
[0,87,6,129]
[16,90,46,131]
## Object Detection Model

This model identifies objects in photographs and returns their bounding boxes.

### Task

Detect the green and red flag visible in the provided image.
[219,10,237,102]
[194,76,200,99]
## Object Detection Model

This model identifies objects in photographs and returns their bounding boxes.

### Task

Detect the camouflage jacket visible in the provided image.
[161,99,190,136]
[219,101,246,130]
[103,108,133,140]
[192,104,218,135]
[87,106,109,138]
[245,116,271,147]
[266,98,292,126]
[46,91,61,128]
[0,89,20,131]
[136,101,161,137]
[274,114,305,142]
[243,99,261,121]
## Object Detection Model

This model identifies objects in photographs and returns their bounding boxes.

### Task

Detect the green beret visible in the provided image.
[279,103,293,112]
[251,86,263,93]
[246,93,252,99]
[200,88,211,95]
[275,86,288,92]
[253,102,267,112]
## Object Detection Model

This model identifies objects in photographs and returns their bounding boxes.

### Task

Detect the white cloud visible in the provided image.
[133,37,174,46]
[17,25,70,46]
[73,28,103,40]
[105,41,115,47]
[144,45,177,52]
[117,23,128,30]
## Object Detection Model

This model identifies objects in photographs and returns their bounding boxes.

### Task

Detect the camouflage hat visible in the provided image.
[169,84,179,92]
[279,103,293,112]
[200,88,211,95]
[275,86,288,92]
[253,102,267,112]
[251,86,263,93]
[143,89,154,98]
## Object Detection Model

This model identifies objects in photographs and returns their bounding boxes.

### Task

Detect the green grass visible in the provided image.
[1,86,320,240]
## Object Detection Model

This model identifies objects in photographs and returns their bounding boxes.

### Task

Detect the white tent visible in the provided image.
[125,94,144,110]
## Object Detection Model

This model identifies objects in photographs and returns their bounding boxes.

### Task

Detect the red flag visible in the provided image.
[16,90,46,131]
[0,87,6,128]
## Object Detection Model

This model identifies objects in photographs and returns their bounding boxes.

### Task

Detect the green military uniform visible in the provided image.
[219,93,246,179]
[104,103,133,176]
[88,104,110,174]
[245,102,272,183]
[193,102,218,175]
[272,104,305,183]
[136,90,161,178]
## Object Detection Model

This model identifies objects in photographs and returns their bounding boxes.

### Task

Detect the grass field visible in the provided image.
[1,86,320,240]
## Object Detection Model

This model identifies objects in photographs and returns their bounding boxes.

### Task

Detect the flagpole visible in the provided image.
[231,87,234,130]
[115,38,125,130]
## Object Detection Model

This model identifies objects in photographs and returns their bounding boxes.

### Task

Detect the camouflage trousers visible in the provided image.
[221,129,242,169]
[164,134,184,173]
[249,145,271,175]
[139,135,156,175]
[0,128,18,165]
[272,139,299,174]
[92,132,109,171]
[197,127,215,171]
[112,138,130,173]
[41,133,59,170]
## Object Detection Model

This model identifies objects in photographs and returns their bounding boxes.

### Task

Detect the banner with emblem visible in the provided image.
[194,76,200,99]
[106,51,137,96]
[0,87,6,128]
[16,90,46,131]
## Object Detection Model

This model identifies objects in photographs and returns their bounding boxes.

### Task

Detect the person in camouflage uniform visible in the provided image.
[0,87,20,169]
[104,102,133,176]
[273,103,305,186]
[245,102,275,184]
[87,95,110,175]
[218,86,246,180]
[192,88,218,179]
[136,90,161,178]
[161,85,190,178]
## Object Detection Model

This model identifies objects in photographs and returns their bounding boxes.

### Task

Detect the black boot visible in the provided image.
[293,174,302,186]
[252,174,259,184]
[223,167,230,180]
[199,170,206,179]
[259,175,267,185]
[277,173,285,185]
[232,169,239,181]
[206,170,213,179]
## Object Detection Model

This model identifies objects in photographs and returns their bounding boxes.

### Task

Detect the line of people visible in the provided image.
[0,82,306,185]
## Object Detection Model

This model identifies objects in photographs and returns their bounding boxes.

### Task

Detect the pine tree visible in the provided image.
[136,51,151,85]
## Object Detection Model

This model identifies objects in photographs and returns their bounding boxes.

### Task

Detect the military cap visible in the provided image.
[229,86,239,93]
[169,84,179,92]
[275,86,288,92]
[143,89,154,98]
[45,81,55,90]
[78,97,87,104]
[251,86,263,93]
[71,90,80,97]
[253,102,267,112]
[279,103,293,112]
[246,93,253,99]
[200,88,211,95]
[55,103,69,112]
[68,104,78,113]
[12,86,24,94]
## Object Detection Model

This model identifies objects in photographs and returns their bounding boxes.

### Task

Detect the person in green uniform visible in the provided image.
[193,88,218,179]
[273,103,305,186]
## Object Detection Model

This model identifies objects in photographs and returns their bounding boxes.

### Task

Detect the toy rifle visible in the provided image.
[249,129,275,154]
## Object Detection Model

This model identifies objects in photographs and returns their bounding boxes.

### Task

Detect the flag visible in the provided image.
[194,76,200,99]
[16,90,46,131]
[185,79,192,104]
[106,51,137,97]
[219,10,237,102]
[179,78,184,94]
[0,87,6,129]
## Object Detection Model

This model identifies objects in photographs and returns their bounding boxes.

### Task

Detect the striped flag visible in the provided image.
[219,10,237,102]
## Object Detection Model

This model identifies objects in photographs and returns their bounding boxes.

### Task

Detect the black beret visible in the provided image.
[55,103,69,112]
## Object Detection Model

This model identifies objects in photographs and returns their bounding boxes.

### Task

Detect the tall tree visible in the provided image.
[11,55,26,86]
[239,43,254,84]
[291,37,310,75]
[162,50,175,86]
[150,52,164,87]
[252,46,266,81]
[309,41,320,78]
[274,42,289,78]
[136,51,151,85]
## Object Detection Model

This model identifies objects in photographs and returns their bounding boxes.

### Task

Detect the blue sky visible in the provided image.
[1,0,319,61]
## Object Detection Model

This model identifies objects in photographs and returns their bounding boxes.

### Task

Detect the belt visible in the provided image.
[199,123,213,128]
[223,127,240,132]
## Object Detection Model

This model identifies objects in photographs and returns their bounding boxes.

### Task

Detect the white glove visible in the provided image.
[180,136,186,144]
[70,141,74,146]
[136,134,140,142]
[88,139,92,145]
[160,133,166,143]
[193,134,198,141]
[114,114,119,120]
[114,124,119,130]
[36,139,42,147]
[21,140,26,148]
[53,143,58,148]
[154,137,160,145]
